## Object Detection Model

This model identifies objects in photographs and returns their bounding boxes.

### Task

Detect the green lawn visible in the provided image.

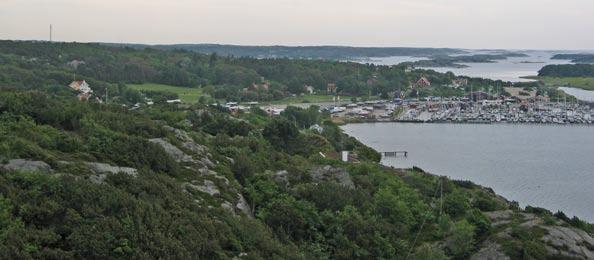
[129,83,204,103]
[265,94,337,105]
[264,94,383,105]
[526,76,594,91]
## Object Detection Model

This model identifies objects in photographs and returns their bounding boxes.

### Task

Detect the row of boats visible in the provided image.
[403,103,593,124]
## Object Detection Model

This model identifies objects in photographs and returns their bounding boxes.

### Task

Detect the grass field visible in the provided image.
[129,83,204,103]
[266,94,338,105]
[525,76,594,91]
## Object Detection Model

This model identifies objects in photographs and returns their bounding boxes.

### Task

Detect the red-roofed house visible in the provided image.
[68,80,93,100]
[69,80,92,93]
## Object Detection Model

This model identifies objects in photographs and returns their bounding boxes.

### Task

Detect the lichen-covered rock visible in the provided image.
[486,209,594,259]
[542,225,594,259]
[236,194,253,217]
[221,201,234,212]
[1,159,52,173]
[164,126,209,155]
[198,167,230,185]
[484,210,514,227]
[86,162,138,176]
[153,127,215,169]
[149,138,196,163]
[85,162,138,184]
[310,165,355,188]
[186,180,220,196]
[471,240,510,260]
[272,170,289,187]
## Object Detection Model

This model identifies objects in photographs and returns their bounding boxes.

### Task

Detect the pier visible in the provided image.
[382,151,408,157]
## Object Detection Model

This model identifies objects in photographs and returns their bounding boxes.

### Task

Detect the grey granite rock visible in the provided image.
[185,180,220,196]
[1,159,52,173]
[471,241,510,260]
[542,225,594,259]
[149,138,196,163]
[310,165,355,188]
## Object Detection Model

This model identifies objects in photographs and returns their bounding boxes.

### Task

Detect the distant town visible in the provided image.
[218,77,594,125]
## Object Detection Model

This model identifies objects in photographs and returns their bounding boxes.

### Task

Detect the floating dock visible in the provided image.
[382,151,408,157]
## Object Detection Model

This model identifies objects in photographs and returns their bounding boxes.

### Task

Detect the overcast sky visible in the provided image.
[1,0,593,50]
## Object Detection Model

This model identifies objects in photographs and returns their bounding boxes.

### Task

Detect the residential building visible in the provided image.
[327,83,337,93]
[69,80,92,94]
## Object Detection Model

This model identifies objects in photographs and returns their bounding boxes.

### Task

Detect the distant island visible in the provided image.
[538,64,594,77]
[102,43,465,59]
[551,54,594,64]
[519,61,545,64]
[402,52,529,68]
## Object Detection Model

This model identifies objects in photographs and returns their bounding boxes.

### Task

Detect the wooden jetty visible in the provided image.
[382,151,408,157]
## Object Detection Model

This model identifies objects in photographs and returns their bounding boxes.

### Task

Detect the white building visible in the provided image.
[68,80,93,100]
[69,80,92,94]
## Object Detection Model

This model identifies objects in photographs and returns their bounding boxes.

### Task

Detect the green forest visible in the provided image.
[0,40,516,103]
[551,54,594,64]
[107,43,464,60]
[1,41,593,259]
[538,64,594,77]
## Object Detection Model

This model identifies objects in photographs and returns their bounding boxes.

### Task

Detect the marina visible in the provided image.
[323,97,593,125]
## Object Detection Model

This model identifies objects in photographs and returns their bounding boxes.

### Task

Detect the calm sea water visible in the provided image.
[364,50,578,82]
[342,123,594,222]
[424,51,574,82]
[560,87,594,102]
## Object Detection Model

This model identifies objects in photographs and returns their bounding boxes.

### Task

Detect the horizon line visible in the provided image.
[3,38,594,52]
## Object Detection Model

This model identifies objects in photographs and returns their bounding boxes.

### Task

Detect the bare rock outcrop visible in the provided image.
[185,180,220,196]
[220,194,253,218]
[542,225,594,259]
[151,126,215,168]
[1,159,52,173]
[310,165,355,188]
[236,194,252,217]
[149,138,196,163]
[198,167,229,185]
[471,240,510,260]
[484,210,594,259]
[272,170,289,187]
[85,162,138,184]
[85,162,138,176]
[484,210,515,227]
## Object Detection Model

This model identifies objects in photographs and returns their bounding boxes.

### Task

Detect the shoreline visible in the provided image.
[336,118,594,126]
[340,123,594,223]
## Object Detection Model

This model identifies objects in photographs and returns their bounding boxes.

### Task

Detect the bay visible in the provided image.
[341,122,594,222]
[560,87,594,102]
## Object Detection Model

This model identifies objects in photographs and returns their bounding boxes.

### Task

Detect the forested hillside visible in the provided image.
[104,43,464,59]
[0,40,507,103]
[551,54,594,64]
[538,64,594,77]
[1,89,593,259]
[1,41,593,259]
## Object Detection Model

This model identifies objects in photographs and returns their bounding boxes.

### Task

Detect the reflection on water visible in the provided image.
[342,123,594,221]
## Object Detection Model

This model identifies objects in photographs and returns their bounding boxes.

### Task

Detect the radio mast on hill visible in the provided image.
[49,24,53,42]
